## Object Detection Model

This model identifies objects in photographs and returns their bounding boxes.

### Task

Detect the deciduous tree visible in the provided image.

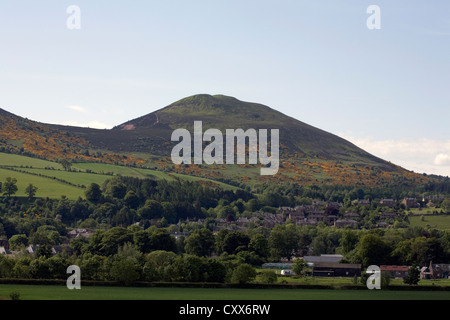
[292,258,308,277]
[85,183,102,202]
[25,183,38,200]
[185,228,215,257]
[404,265,420,285]
[59,159,72,171]
[231,263,256,284]
[2,177,18,198]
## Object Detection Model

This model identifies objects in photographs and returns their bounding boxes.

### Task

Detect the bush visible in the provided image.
[259,270,277,284]
[381,271,391,288]
[109,258,140,286]
[231,264,256,284]
[9,292,20,300]
[404,265,420,285]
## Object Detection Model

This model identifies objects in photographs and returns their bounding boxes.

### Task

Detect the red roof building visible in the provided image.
[380,265,410,279]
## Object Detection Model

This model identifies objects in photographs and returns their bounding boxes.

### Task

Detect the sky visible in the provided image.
[0,1,449,176]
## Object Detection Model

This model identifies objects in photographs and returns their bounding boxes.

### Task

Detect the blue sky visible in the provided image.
[0,1,449,176]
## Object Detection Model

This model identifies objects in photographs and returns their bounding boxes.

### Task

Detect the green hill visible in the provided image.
[108,94,429,187]
[0,95,433,188]
[113,94,389,165]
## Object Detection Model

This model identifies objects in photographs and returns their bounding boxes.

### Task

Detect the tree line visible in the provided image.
[1,222,449,284]
[0,177,37,200]
[0,175,450,284]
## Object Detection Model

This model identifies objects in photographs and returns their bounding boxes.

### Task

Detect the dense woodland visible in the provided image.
[1,176,450,284]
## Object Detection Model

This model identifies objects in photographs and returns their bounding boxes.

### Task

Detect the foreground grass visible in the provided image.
[1,284,449,300]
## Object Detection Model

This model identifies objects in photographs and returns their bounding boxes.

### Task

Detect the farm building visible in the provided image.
[312,262,361,277]
[380,265,410,279]
[420,262,450,279]
[432,264,450,279]
[261,262,293,270]
[303,254,344,267]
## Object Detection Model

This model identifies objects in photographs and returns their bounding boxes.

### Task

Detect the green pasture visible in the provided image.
[169,172,239,191]
[0,167,84,200]
[257,271,450,287]
[0,284,449,300]
[0,153,239,200]
[408,214,450,231]
[73,162,238,190]
[0,153,57,168]
[18,168,112,186]
[408,207,444,215]
[73,162,163,179]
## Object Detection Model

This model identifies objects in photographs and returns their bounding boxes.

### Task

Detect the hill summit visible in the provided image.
[115,94,388,165]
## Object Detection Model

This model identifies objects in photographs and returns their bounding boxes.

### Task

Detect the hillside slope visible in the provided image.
[0,108,144,166]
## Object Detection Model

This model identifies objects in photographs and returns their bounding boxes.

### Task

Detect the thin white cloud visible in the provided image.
[434,154,450,166]
[60,120,112,130]
[66,105,87,113]
[338,133,450,177]
[86,120,113,129]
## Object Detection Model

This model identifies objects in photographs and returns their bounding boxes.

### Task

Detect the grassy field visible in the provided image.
[0,167,84,199]
[408,207,444,215]
[409,214,450,231]
[259,272,450,287]
[0,153,57,168]
[0,152,239,200]
[169,172,240,191]
[1,284,449,300]
[72,162,171,180]
[22,168,113,186]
